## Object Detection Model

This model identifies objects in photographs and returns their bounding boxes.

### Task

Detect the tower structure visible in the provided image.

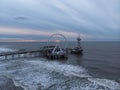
[77,34,81,48]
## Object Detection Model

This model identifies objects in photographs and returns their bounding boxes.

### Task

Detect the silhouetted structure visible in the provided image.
[71,34,83,54]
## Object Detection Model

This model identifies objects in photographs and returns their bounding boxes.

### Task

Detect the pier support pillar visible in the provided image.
[12,55,14,60]
[5,56,7,60]
[18,54,20,58]
[39,52,41,57]
[24,54,26,58]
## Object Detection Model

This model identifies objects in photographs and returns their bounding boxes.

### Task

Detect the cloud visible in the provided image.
[0,0,120,41]
[15,16,28,20]
[0,27,78,37]
[0,27,98,41]
[0,37,43,42]
[0,27,53,36]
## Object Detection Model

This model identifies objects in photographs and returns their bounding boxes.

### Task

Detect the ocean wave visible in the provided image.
[0,47,16,53]
[0,59,120,90]
[88,78,120,90]
[0,47,18,60]
[29,60,91,78]
[0,47,120,90]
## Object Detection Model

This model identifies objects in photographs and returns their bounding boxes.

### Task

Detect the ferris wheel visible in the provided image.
[48,33,67,48]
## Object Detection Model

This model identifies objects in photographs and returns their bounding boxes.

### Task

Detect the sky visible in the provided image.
[0,0,120,41]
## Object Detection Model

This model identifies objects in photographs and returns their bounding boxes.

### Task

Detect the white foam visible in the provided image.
[88,78,120,90]
[28,60,91,78]
[0,59,120,90]
[0,47,17,60]
[0,59,90,90]
[10,60,90,90]
[0,47,16,53]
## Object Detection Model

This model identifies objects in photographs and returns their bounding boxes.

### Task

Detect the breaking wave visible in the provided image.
[0,47,16,53]
[0,47,120,90]
[0,47,17,60]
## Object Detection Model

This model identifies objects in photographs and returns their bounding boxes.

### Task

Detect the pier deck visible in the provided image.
[0,49,43,60]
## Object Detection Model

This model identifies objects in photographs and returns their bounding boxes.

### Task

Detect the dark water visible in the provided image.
[0,41,120,90]
[0,42,120,79]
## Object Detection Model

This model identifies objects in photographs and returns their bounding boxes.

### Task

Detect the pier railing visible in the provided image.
[0,48,73,60]
[0,49,43,60]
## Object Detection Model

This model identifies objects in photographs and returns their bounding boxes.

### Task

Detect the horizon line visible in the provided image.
[0,40,120,42]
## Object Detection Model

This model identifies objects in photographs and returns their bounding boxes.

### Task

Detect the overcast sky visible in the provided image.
[0,0,120,41]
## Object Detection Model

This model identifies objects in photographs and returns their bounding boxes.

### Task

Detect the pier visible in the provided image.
[0,33,83,60]
[0,48,70,60]
[0,49,43,60]
[0,47,71,60]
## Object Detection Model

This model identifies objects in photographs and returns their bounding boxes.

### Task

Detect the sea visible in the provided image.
[0,41,120,90]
